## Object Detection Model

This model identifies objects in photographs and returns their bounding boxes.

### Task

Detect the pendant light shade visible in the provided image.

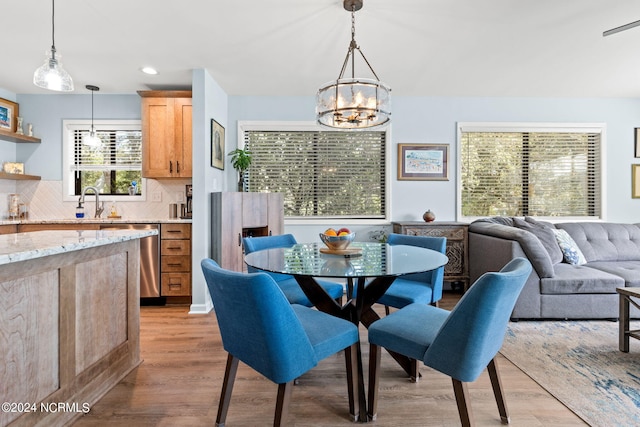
[316,0,390,129]
[83,85,101,147]
[33,0,74,92]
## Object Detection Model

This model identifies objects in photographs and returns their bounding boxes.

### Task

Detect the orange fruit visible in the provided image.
[324,228,337,236]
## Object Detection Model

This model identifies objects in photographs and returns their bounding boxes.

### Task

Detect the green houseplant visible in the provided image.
[228,148,252,192]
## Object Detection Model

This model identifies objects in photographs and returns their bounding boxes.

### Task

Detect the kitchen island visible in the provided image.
[0,228,157,427]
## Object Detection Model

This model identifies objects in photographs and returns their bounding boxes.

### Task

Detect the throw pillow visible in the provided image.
[513,217,564,264]
[553,228,587,265]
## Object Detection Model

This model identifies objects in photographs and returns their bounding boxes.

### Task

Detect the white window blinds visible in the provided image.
[460,127,602,218]
[244,130,386,218]
[70,129,142,172]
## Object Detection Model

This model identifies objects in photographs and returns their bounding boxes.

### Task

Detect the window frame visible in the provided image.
[62,119,147,202]
[237,121,392,225]
[456,122,607,222]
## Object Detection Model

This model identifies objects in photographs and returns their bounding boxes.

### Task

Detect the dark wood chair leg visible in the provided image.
[487,358,510,424]
[452,378,475,427]
[274,381,294,427]
[409,358,420,382]
[344,343,360,421]
[216,353,239,427]
[384,305,390,315]
[367,343,382,421]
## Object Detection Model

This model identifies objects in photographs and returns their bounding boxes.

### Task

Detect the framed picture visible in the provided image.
[633,165,640,198]
[635,128,640,158]
[397,143,449,180]
[211,119,225,170]
[3,162,24,174]
[0,98,18,132]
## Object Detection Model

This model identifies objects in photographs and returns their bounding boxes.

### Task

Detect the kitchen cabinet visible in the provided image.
[139,91,192,178]
[160,223,192,297]
[211,192,284,272]
[18,223,100,232]
[0,224,17,234]
[392,221,469,291]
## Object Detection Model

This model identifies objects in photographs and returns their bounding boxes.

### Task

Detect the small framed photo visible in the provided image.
[633,165,640,198]
[211,119,225,170]
[635,128,640,158]
[397,143,449,181]
[0,98,18,132]
[3,162,24,174]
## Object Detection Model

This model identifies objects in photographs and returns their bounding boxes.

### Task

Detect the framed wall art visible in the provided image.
[211,119,225,170]
[397,143,449,180]
[0,98,18,132]
[633,165,640,198]
[635,128,640,158]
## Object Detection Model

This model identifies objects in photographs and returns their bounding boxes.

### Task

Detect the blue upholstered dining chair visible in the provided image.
[378,233,447,313]
[367,257,532,426]
[201,259,360,426]
[243,234,345,306]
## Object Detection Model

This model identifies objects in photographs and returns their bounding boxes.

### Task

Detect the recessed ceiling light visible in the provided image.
[141,67,158,75]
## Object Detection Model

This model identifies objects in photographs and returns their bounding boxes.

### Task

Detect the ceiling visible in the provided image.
[3,0,640,97]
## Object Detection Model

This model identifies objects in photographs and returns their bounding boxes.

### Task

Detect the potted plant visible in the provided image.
[228,148,252,192]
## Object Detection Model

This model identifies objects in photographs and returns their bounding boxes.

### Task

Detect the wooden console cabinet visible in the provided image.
[392,221,469,291]
[139,90,192,178]
[211,192,284,272]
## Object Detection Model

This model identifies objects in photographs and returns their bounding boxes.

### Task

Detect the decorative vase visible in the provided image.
[423,209,436,222]
[16,117,23,135]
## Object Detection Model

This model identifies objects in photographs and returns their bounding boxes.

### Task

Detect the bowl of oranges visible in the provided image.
[320,227,355,251]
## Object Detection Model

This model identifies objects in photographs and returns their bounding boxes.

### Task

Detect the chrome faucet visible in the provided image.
[81,186,104,218]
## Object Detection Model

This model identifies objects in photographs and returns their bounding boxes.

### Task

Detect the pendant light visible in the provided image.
[83,85,101,147]
[33,0,74,92]
[316,0,390,129]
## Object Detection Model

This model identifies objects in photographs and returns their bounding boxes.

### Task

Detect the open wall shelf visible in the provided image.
[0,172,41,181]
[0,128,41,144]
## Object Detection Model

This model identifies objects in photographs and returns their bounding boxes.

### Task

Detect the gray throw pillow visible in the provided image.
[513,217,564,264]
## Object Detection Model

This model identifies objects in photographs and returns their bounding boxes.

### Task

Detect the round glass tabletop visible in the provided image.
[244,242,448,279]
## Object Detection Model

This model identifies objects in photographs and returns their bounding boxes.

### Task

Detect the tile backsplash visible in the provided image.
[2,179,192,220]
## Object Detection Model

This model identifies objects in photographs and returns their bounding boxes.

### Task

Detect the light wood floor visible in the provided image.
[73,292,587,426]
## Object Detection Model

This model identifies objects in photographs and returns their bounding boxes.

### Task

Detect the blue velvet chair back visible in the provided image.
[201,258,318,384]
[386,233,447,302]
[423,257,532,382]
[243,234,297,282]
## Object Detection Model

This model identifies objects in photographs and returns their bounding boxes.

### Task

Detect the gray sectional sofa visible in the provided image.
[469,217,640,319]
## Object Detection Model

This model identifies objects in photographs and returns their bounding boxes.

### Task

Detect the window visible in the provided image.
[240,122,388,220]
[458,123,604,220]
[63,120,144,201]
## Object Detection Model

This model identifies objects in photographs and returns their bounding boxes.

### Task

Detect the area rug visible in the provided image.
[500,321,640,427]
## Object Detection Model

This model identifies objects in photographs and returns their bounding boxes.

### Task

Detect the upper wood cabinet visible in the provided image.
[138,91,192,178]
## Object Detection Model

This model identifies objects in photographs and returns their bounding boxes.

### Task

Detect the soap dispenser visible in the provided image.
[76,201,85,219]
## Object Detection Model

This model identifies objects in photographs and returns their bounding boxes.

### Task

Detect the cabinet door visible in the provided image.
[141,97,176,178]
[175,98,192,178]
[242,193,268,227]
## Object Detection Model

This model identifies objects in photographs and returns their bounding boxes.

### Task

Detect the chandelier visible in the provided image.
[316,0,391,129]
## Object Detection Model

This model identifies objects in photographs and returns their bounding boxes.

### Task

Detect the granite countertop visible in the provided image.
[0,228,158,266]
[0,218,191,225]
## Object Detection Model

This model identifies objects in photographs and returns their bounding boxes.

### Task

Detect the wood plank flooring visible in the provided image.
[73,292,587,426]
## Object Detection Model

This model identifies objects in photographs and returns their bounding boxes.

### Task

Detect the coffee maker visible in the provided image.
[182,184,193,219]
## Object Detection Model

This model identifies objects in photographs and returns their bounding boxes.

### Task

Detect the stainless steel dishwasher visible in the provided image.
[99,223,160,298]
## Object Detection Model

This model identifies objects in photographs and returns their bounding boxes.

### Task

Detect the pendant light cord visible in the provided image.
[51,0,57,57]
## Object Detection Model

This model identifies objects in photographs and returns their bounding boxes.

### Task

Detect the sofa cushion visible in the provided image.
[469,219,555,278]
[513,217,564,265]
[541,263,624,294]
[553,229,587,265]
[586,261,640,287]
[555,222,640,262]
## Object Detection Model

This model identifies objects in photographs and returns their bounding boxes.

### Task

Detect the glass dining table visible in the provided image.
[244,241,448,422]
